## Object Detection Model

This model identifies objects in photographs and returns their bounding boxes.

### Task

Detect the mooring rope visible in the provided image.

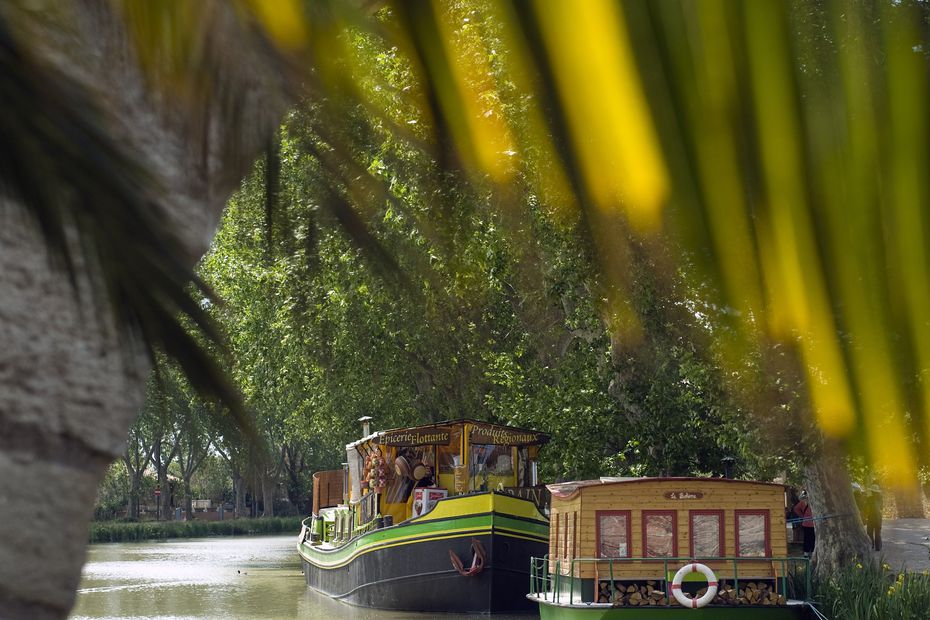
[787,512,857,525]
[805,601,831,620]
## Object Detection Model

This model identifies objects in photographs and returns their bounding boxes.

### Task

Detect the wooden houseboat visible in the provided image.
[527,477,816,619]
[297,418,550,613]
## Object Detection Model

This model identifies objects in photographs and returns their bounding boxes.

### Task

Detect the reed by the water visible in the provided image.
[89,516,303,543]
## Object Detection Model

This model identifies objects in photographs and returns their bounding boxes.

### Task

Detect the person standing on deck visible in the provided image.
[793,491,816,558]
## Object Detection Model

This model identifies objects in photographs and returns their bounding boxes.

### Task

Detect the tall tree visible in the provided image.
[141,362,179,520]
[170,394,215,521]
[121,421,155,521]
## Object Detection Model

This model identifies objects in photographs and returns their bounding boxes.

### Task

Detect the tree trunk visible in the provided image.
[283,443,306,515]
[215,442,245,519]
[0,3,286,617]
[155,444,172,521]
[126,475,144,521]
[803,440,872,579]
[183,481,194,521]
[0,202,140,620]
[153,442,161,520]
[261,473,275,518]
[157,468,172,521]
[893,484,925,518]
[234,474,246,519]
[252,472,261,518]
[153,440,177,521]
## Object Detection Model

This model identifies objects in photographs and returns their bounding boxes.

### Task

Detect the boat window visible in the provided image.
[517,446,528,485]
[689,510,724,558]
[736,510,769,557]
[357,491,377,526]
[643,510,677,558]
[383,447,415,504]
[596,510,630,557]
[469,443,514,490]
[382,445,439,504]
[437,427,462,474]
[347,449,364,502]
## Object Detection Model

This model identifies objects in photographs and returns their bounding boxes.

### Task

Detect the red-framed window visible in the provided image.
[642,510,678,558]
[735,510,771,557]
[595,510,632,558]
[689,510,725,558]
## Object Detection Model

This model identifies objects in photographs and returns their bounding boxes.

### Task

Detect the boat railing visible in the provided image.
[351,491,379,538]
[529,555,811,606]
[304,493,381,546]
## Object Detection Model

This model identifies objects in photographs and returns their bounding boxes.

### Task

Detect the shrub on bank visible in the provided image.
[814,559,930,620]
[89,516,303,543]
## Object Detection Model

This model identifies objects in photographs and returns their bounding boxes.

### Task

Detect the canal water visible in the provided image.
[71,535,533,619]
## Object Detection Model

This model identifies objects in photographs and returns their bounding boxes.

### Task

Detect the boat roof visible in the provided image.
[346,418,550,450]
[547,476,786,499]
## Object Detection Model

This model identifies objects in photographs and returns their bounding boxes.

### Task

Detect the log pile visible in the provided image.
[596,580,787,606]
[712,581,787,606]
[596,580,668,606]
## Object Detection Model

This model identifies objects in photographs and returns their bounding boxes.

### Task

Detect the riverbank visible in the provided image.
[89,516,303,543]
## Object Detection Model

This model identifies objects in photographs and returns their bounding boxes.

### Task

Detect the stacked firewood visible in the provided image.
[711,581,787,606]
[596,580,787,606]
[596,580,668,606]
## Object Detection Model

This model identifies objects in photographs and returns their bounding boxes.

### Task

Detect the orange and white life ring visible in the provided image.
[670,562,717,609]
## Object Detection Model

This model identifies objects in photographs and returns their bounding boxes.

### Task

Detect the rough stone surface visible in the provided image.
[0,2,287,617]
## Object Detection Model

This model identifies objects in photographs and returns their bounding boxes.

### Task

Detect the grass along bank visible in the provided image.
[89,516,303,543]
[813,559,930,620]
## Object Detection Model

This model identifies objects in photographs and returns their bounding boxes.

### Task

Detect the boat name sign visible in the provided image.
[470,423,547,446]
[379,427,452,446]
[664,491,704,500]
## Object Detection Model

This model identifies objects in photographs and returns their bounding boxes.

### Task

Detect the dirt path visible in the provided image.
[879,518,930,572]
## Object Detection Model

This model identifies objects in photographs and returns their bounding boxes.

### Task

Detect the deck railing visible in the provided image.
[529,555,811,606]
[303,491,381,546]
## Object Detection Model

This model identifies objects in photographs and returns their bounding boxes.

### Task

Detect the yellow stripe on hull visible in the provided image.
[416,491,547,523]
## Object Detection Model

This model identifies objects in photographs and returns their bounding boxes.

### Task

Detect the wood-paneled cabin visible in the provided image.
[547,477,789,582]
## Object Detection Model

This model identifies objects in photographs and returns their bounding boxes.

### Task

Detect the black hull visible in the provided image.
[301,531,544,613]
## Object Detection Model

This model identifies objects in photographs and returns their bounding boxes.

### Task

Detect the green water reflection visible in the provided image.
[71,535,534,619]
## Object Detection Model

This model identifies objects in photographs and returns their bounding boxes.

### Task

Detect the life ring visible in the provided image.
[671,562,717,609]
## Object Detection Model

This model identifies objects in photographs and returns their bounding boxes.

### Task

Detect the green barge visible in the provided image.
[298,418,551,613]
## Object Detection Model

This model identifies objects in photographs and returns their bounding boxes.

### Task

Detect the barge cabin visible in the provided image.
[529,477,812,619]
